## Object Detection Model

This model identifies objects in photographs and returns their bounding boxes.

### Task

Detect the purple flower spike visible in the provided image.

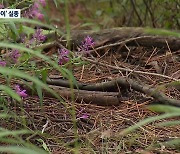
[58,57,69,65]
[15,85,28,98]
[10,49,21,63]
[34,2,40,9]
[58,48,70,65]
[38,0,46,7]
[77,108,90,120]
[33,28,46,42]
[79,113,89,119]
[25,0,46,20]
[36,13,44,20]
[84,36,95,46]
[0,61,6,67]
[26,4,39,19]
[58,48,69,56]
[79,36,95,54]
[34,0,46,8]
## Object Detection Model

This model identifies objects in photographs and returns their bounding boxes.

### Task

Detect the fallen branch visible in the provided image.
[23,83,120,106]
[47,77,180,107]
[48,85,120,106]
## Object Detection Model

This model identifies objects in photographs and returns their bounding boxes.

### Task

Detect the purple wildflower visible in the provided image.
[0,61,6,67]
[77,108,89,120]
[78,113,89,119]
[25,5,38,19]
[15,85,28,98]
[38,0,46,7]
[36,12,44,20]
[24,0,46,20]
[20,29,45,48]
[0,4,4,9]
[33,2,40,9]
[34,0,46,8]
[84,36,95,46]
[79,36,95,53]
[10,49,21,63]
[33,28,46,42]
[58,48,70,65]
[31,2,44,20]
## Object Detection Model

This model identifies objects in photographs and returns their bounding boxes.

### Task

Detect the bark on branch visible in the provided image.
[47,77,180,107]
[47,85,120,106]
[22,83,120,106]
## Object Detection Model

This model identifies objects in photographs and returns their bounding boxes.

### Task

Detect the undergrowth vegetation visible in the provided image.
[0,0,180,153]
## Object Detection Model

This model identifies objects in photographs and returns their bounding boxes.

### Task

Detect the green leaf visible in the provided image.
[0,24,7,40]
[21,25,35,37]
[0,129,29,138]
[34,71,43,106]
[120,112,180,135]
[0,67,62,103]
[41,69,48,83]
[8,21,20,40]
[36,83,43,106]
[148,104,180,113]
[0,146,48,154]
[165,80,180,89]
[0,114,11,119]
[157,120,180,127]
[0,42,71,107]
[0,85,21,102]
[36,139,50,152]
[145,28,180,38]
[0,18,63,35]
[161,138,180,148]
[61,67,78,89]
[0,42,68,79]
[0,138,25,144]
[35,69,48,106]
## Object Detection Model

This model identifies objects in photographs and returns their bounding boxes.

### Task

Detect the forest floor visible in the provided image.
[2,2,180,154]
[7,38,180,153]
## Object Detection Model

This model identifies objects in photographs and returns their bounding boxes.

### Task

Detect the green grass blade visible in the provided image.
[35,83,43,106]
[0,129,29,138]
[0,42,69,79]
[0,18,63,35]
[148,104,180,113]
[21,25,35,37]
[157,120,180,127]
[161,138,180,148]
[120,112,180,135]
[36,139,50,152]
[0,114,11,118]
[0,146,48,154]
[0,42,78,92]
[0,67,62,102]
[0,85,21,102]
[8,21,20,39]
[145,28,180,38]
